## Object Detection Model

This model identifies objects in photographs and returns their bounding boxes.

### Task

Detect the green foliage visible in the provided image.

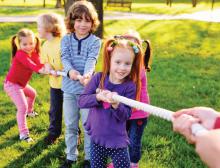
[1,19,220,167]
[0,0,220,15]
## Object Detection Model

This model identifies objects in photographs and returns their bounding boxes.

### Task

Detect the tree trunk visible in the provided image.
[192,0,197,7]
[43,0,46,8]
[166,0,172,7]
[64,0,103,38]
[90,0,103,38]
[55,0,62,8]
[212,0,215,10]
[64,0,75,15]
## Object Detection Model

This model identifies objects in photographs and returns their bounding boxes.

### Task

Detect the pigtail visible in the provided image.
[11,35,17,58]
[99,38,115,89]
[143,40,152,72]
[35,37,40,54]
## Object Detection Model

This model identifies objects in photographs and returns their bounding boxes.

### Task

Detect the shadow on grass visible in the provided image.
[5,138,63,168]
[0,119,16,136]
[0,134,18,150]
[137,20,156,32]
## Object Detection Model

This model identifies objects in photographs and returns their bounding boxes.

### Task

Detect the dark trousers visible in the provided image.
[126,118,148,163]
[48,88,63,137]
[91,142,130,168]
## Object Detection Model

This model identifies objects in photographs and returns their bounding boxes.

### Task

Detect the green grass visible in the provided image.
[1,19,220,167]
[0,0,220,16]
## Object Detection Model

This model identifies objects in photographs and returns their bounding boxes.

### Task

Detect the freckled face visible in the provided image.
[109,47,135,84]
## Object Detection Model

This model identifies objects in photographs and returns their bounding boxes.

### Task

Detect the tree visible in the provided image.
[43,0,46,8]
[212,0,215,10]
[90,0,103,38]
[166,0,172,7]
[55,0,62,8]
[192,0,197,7]
[64,0,103,38]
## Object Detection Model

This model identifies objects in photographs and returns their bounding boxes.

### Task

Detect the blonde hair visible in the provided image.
[11,28,40,58]
[37,13,66,37]
[65,0,100,33]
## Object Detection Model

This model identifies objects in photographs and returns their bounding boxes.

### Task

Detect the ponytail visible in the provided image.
[11,35,17,58]
[143,40,152,72]
[35,37,40,54]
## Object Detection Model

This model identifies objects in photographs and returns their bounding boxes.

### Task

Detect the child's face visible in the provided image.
[74,14,92,38]
[19,36,35,54]
[109,47,135,84]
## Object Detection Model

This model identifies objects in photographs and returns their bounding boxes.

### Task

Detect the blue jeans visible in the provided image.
[63,93,90,161]
[48,88,63,137]
[126,118,148,163]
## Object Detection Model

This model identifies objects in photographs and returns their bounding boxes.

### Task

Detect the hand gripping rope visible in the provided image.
[50,70,83,80]
[50,70,67,77]
[112,94,208,136]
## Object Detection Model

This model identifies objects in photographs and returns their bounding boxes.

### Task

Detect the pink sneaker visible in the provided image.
[107,162,114,168]
[130,163,139,168]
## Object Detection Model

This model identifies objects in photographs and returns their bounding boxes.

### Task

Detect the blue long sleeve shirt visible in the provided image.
[61,33,101,94]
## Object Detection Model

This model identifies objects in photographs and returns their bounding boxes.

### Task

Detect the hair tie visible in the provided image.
[128,41,139,54]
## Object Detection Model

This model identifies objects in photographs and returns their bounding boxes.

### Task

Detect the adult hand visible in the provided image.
[195,129,220,168]
[172,114,199,143]
[173,107,219,130]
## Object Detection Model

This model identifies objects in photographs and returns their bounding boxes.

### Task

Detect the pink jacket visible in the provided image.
[129,69,150,119]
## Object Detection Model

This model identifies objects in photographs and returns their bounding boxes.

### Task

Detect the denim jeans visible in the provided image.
[48,88,63,137]
[63,93,90,161]
[126,118,148,163]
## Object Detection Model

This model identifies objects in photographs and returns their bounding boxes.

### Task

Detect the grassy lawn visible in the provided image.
[0,0,220,16]
[1,19,220,168]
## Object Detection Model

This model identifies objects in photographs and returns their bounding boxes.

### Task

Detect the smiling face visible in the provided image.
[74,14,92,39]
[109,47,135,84]
[19,35,35,54]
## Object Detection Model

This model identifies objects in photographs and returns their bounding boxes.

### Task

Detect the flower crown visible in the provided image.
[107,37,139,55]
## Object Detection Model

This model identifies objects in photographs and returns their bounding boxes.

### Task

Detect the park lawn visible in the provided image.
[0,19,220,168]
[0,0,220,16]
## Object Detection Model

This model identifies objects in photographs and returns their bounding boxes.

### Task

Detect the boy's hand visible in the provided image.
[69,69,80,80]
[77,74,92,86]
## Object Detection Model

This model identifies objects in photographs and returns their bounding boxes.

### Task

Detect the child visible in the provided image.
[123,31,152,168]
[60,1,101,168]
[37,13,66,145]
[78,37,143,168]
[108,31,152,168]
[3,28,46,142]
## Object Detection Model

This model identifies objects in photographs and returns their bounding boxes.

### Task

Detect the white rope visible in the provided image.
[112,94,208,136]
[50,70,67,77]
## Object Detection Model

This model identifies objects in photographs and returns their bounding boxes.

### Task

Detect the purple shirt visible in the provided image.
[78,72,136,148]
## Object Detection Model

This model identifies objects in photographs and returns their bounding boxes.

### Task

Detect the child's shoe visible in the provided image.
[82,160,90,168]
[44,134,58,145]
[20,134,34,143]
[27,111,38,117]
[60,159,76,168]
[107,162,114,168]
[130,163,139,168]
